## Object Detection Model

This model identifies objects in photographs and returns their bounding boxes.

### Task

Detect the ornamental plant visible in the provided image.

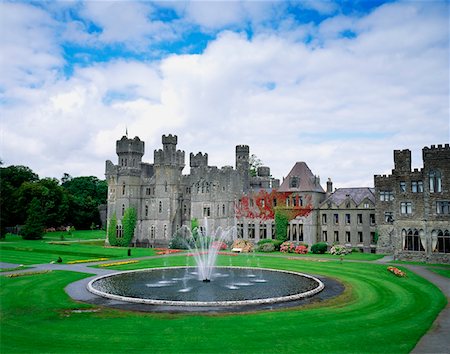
[330,245,351,255]
[311,242,328,254]
[211,241,227,250]
[280,241,296,253]
[294,245,308,254]
[387,266,407,277]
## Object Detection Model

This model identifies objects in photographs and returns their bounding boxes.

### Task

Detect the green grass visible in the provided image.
[269,251,385,261]
[427,267,450,278]
[0,232,156,265]
[393,260,450,268]
[1,256,445,354]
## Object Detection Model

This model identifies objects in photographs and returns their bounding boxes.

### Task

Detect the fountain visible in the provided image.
[87,220,325,311]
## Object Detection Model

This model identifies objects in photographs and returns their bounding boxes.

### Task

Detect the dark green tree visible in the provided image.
[62,176,107,228]
[275,211,289,241]
[249,154,263,177]
[21,198,45,240]
[107,213,117,246]
[121,207,137,247]
[0,165,39,235]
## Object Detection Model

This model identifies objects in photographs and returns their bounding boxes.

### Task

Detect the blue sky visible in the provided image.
[0,0,448,187]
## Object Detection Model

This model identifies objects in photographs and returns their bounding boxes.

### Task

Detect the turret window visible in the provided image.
[158,201,162,213]
[122,182,126,195]
[145,205,148,217]
[429,170,442,193]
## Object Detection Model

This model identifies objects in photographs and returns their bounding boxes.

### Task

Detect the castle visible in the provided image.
[105,135,449,262]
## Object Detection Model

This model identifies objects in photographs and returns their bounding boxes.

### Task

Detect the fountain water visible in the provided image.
[176,218,236,282]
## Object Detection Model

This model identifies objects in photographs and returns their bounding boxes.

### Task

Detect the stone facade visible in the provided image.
[319,185,377,253]
[374,144,450,263]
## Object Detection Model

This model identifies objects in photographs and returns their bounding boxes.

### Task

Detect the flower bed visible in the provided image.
[280,241,308,254]
[155,248,183,255]
[387,266,407,277]
[98,260,138,268]
[329,245,351,255]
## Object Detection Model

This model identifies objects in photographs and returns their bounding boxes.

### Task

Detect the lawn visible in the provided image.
[1,254,446,354]
[0,232,157,265]
[427,267,450,278]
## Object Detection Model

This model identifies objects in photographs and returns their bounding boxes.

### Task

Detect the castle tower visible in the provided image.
[154,134,185,169]
[236,145,250,191]
[393,149,411,173]
[116,136,144,170]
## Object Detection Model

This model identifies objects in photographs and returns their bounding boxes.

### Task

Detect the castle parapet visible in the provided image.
[190,152,208,168]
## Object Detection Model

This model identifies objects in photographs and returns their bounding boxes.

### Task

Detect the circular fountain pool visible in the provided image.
[87,266,324,307]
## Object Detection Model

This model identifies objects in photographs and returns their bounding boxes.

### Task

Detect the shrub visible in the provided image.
[21,198,45,240]
[211,241,227,250]
[121,207,137,247]
[275,211,289,241]
[330,245,351,255]
[107,214,117,246]
[257,239,274,246]
[258,243,275,252]
[280,241,296,253]
[294,245,308,254]
[232,239,254,252]
[169,235,190,250]
[272,239,283,251]
[311,242,328,254]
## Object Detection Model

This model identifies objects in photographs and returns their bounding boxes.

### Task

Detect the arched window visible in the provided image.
[404,229,424,251]
[437,230,450,253]
[222,204,226,216]
[429,170,442,193]
[121,204,125,216]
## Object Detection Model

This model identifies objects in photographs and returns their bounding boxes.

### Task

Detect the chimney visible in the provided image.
[327,178,333,195]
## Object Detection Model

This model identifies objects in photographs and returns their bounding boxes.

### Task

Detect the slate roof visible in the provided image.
[278,162,325,193]
[323,187,375,207]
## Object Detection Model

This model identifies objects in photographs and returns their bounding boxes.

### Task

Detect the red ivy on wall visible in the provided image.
[235,190,313,221]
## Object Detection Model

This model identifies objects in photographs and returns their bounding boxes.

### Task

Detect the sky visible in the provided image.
[1,0,449,188]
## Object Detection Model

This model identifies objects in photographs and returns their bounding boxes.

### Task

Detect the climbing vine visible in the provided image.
[121,207,137,247]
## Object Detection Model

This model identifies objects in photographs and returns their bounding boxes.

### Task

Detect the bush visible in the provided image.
[294,245,308,254]
[330,245,352,255]
[280,241,295,253]
[232,239,254,252]
[311,242,328,254]
[211,241,227,250]
[169,235,190,250]
[257,239,275,246]
[258,243,275,252]
[272,239,283,251]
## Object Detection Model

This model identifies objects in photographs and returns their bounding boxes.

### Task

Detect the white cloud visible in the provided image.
[1,1,448,189]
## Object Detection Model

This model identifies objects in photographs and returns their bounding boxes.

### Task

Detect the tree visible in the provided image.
[275,211,289,241]
[121,207,137,247]
[0,165,39,235]
[107,214,117,246]
[249,154,263,177]
[62,176,107,228]
[21,198,45,240]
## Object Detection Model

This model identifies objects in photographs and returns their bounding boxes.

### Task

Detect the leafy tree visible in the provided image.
[62,176,107,229]
[21,198,45,240]
[107,213,117,246]
[249,154,263,177]
[121,207,137,247]
[275,211,289,241]
[0,165,39,235]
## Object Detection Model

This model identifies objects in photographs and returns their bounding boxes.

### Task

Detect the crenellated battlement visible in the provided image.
[236,145,249,154]
[190,152,208,168]
[162,134,177,145]
[423,143,450,161]
[116,136,144,155]
[154,148,185,167]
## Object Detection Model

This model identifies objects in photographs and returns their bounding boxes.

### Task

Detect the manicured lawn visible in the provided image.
[428,267,450,278]
[0,232,156,265]
[270,251,385,261]
[1,255,446,353]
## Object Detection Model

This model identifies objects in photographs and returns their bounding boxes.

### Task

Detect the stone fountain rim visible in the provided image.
[87,266,324,307]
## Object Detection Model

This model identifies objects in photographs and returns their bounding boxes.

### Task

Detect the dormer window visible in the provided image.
[290,176,299,188]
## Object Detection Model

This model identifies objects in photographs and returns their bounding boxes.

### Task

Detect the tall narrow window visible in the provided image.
[122,204,125,216]
[400,181,406,192]
[429,170,442,193]
[158,201,162,213]
[163,225,167,239]
[322,214,327,224]
[260,224,267,239]
[346,231,351,243]
[334,214,339,225]
[150,225,155,239]
[370,214,375,225]
[248,224,255,239]
[345,214,351,224]
[358,232,363,243]
[334,231,339,242]
[322,231,327,242]
[357,214,363,224]
[222,204,226,216]
[145,205,148,217]
[122,182,126,195]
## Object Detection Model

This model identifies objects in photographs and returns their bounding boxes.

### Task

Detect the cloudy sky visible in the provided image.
[1,0,448,188]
